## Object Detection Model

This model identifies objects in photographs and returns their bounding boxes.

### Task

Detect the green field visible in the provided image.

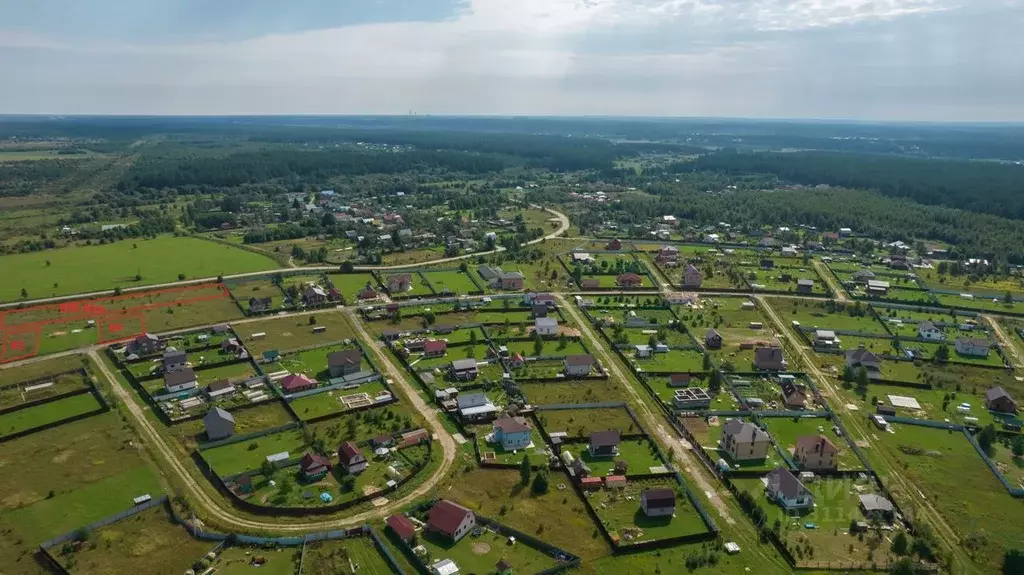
[538,407,638,438]
[0,392,103,437]
[202,428,308,476]
[239,312,356,356]
[301,537,395,575]
[212,545,300,575]
[0,235,278,302]
[588,478,709,544]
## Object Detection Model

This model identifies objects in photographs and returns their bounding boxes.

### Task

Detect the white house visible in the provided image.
[164,368,197,394]
[765,467,814,510]
[534,317,558,336]
[917,321,945,341]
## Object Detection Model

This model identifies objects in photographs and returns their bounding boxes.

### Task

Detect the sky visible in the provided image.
[1,0,1022,121]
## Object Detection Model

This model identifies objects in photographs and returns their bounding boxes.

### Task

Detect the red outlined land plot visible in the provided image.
[0,283,230,363]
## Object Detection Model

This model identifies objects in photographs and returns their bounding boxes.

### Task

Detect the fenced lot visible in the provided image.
[53,504,213,575]
[537,407,641,438]
[0,412,163,567]
[0,354,84,387]
[765,298,888,334]
[0,391,103,437]
[422,270,482,295]
[513,358,570,380]
[933,292,1024,314]
[278,342,367,384]
[0,368,85,410]
[329,273,381,303]
[730,475,901,566]
[569,436,665,475]
[163,400,295,449]
[239,312,355,356]
[587,478,709,545]
[416,522,561,575]
[761,416,864,470]
[520,380,627,405]
[505,339,589,358]
[289,381,390,421]
[630,349,706,374]
[202,428,308,476]
[863,423,1024,573]
[900,340,1005,367]
[473,424,550,467]
[212,545,298,575]
[301,537,394,575]
[227,277,289,312]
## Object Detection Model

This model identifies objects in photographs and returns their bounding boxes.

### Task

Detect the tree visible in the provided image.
[308,315,317,325]
[260,460,276,477]
[702,353,711,371]
[842,364,854,382]
[855,367,870,397]
[891,532,909,555]
[533,332,544,356]
[531,465,550,494]
[519,455,531,485]
[978,423,997,457]
[934,343,950,363]
[1005,291,1015,305]
[708,370,722,395]
[1012,434,1024,458]
[341,475,356,492]
[469,330,478,346]
[889,558,915,575]
[177,273,186,281]
[20,288,27,299]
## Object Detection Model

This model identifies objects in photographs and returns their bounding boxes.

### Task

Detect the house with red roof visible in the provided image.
[427,500,476,542]
[616,273,643,288]
[386,514,417,543]
[423,340,448,358]
[299,453,332,481]
[606,238,622,250]
[280,374,318,394]
[338,441,368,475]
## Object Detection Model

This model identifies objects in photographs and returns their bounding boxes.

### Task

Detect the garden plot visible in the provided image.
[520,379,627,405]
[329,273,382,303]
[505,338,589,359]
[415,518,561,575]
[900,340,1005,367]
[761,416,864,470]
[0,391,103,437]
[537,407,641,438]
[288,380,390,421]
[209,545,299,575]
[473,423,550,467]
[766,299,889,335]
[742,266,827,295]
[629,349,706,374]
[201,428,308,476]
[587,478,709,546]
[513,358,570,380]
[568,437,665,476]
[277,343,369,384]
[0,368,86,410]
[422,270,482,295]
[301,537,395,575]
[730,476,902,567]
[239,312,355,356]
[933,292,1024,314]
[227,277,288,312]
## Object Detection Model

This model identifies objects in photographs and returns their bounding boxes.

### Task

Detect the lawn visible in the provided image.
[211,545,300,575]
[0,367,86,410]
[900,340,1006,368]
[537,407,639,438]
[239,312,356,356]
[0,351,84,386]
[227,277,289,312]
[588,478,709,545]
[571,437,665,475]
[630,349,706,374]
[193,361,258,386]
[760,416,864,470]
[302,537,395,575]
[475,426,550,467]
[520,380,627,405]
[513,359,572,380]
[201,428,308,476]
[0,235,278,303]
[329,273,381,303]
[288,381,389,421]
[423,270,482,295]
[278,343,367,383]
[505,339,589,358]
[765,298,888,335]
[418,524,560,575]
[0,412,164,567]
[0,392,103,437]
[53,505,213,575]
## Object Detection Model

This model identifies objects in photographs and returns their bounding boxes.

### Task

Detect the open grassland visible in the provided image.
[0,412,163,569]
[301,537,394,575]
[520,379,627,405]
[211,545,299,575]
[0,236,278,303]
[537,407,639,438]
[0,392,103,437]
[202,428,308,476]
[239,312,356,356]
[0,353,85,388]
[54,505,213,575]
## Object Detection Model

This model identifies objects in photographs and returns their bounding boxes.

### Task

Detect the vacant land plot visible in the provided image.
[423,270,482,295]
[630,349,706,374]
[538,407,639,438]
[54,505,213,575]
[766,298,888,334]
[0,235,278,303]
[302,537,394,575]
[506,339,588,358]
[202,428,307,476]
[572,437,664,475]
[520,379,626,405]
[211,545,299,575]
[0,354,85,387]
[0,366,86,409]
[588,478,708,545]
[761,416,863,470]
[418,522,559,575]
[288,381,389,421]
[917,271,1024,298]
[239,312,355,356]
[0,391,103,436]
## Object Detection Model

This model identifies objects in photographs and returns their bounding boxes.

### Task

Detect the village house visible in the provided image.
[794,435,839,470]
[164,368,198,394]
[719,419,771,461]
[524,293,556,307]
[796,279,814,294]
[328,349,363,378]
[358,283,379,300]
[986,386,1018,414]
[572,252,593,264]
[280,373,318,394]
[532,304,548,318]
[673,387,712,409]
[427,500,476,543]
[299,453,332,481]
[423,340,448,358]
[248,296,273,313]
[338,441,368,475]
[682,264,702,288]
[704,329,723,349]
[498,270,525,290]
[753,347,787,371]
[866,280,890,295]
[449,358,479,381]
[606,238,622,250]
[163,349,188,373]
[203,407,235,440]
[564,354,595,377]
[616,273,644,288]
[634,344,652,358]
[765,467,814,510]
[954,337,990,358]
[589,430,621,457]
[917,321,945,341]
[668,373,692,387]
[781,378,809,409]
[207,379,235,400]
[387,274,413,293]
[813,330,837,348]
[535,317,559,336]
[302,285,328,306]
[492,417,533,451]
[851,270,875,284]
[640,488,676,517]
[657,245,679,262]
[457,392,497,422]
[131,333,165,356]
[859,494,895,521]
[386,514,417,543]
[845,346,883,380]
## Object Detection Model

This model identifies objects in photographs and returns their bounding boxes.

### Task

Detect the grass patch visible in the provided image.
[239,312,355,356]
[301,537,395,575]
[537,407,638,438]
[588,478,709,545]
[202,428,308,476]
[0,392,103,437]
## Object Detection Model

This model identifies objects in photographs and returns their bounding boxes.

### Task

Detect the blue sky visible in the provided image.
[1,0,1021,120]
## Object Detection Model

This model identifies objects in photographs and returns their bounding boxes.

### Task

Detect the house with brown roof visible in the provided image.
[794,435,839,470]
[423,340,448,358]
[641,488,676,517]
[719,419,771,461]
[328,349,363,378]
[338,441,368,475]
[386,514,417,543]
[606,238,622,250]
[131,333,165,356]
[616,273,644,288]
[280,373,318,394]
[986,386,1018,414]
[657,245,679,262]
[668,373,692,388]
[358,283,379,300]
[580,278,600,289]
[492,417,533,451]
[302,285,328,306]
[754,347,786,371]
[387,274,413,293]
[564,354,595,377]
[164,368,198,393]
[683,264,702,288]
[427,500,476,542]
[780,378,808,408]
[299,453,332,481]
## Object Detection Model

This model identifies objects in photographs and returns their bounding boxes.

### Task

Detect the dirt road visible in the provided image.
[986,314,1023,368]
[812,259,847,302]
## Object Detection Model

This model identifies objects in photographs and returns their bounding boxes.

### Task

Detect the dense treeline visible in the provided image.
[118,148,509,190]
[0,159,88,197]
[692,151,1024,219]
[550,186,1024,264]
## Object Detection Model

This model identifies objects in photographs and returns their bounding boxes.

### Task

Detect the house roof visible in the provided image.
[642,488,676,508]
[918,321,939,332]
[766,467,809,499]
[424,340,447,353]
[386,514,417,540]
[494,416,531,435]
[208,379,233,392]
[164,349,186,361]
[616,273,643,283]
[987,386,1013,402]
[722,419,770,443]
[428,500,474,536]
[669,373,691,385]
[815,329,837,339]
[451,358,478,372]
[535,317,558,328]
[859,494,894,513]
[565,354,595,367]
[204,406,234,424]
[956,337,989,348]
[328,349,362,368]
[299,453,331,473]
[280,374,317,392]
[795,435,838,456]
[164,368,196,387]
[339,441,363,463]
[706,328,721,339]
[590,430,621,448]
[846,347,881,368]
[797,279,814,286]
[389,273,412,283]
[754,346,785,367]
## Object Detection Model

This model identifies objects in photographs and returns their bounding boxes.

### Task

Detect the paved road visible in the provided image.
[557,294,736,526]
[85,310,459,532]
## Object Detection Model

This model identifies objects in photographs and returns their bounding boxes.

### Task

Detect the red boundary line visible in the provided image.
[97,313,146,345]
[1,328,42,364]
